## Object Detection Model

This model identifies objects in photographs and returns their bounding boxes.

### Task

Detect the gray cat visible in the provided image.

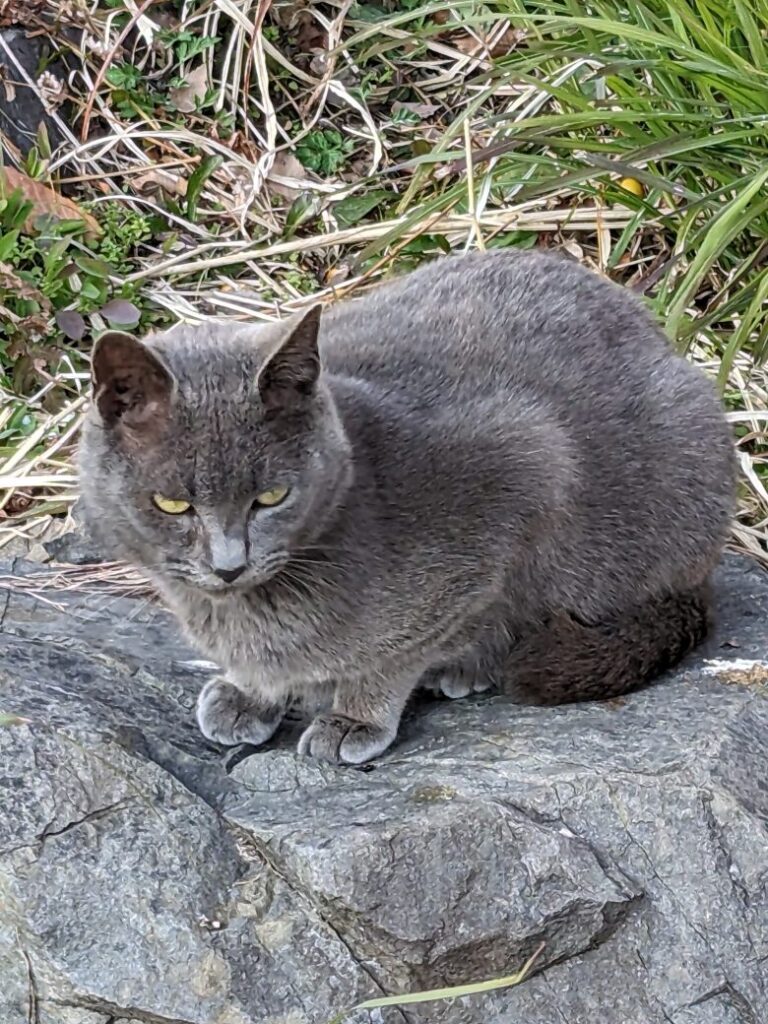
[78,251,736,764]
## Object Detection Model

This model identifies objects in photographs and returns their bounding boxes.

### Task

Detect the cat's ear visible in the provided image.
[91,331,175,439]
[257,304,322,411]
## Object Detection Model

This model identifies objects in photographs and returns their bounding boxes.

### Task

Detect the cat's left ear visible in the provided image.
[257,304,322,411]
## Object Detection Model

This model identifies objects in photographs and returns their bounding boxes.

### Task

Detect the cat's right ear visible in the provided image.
[91,331,175,441]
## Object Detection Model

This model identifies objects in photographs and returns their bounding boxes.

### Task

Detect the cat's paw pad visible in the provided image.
[196,678,283,747]
[297,714,395,764]
[421,668,492,700]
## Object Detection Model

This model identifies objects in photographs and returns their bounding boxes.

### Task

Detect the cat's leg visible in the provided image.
[298,672,416,764]
[196,677,286,747]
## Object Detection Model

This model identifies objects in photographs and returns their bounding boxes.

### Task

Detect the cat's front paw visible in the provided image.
[196,678,284,747]
[297,713,395,764]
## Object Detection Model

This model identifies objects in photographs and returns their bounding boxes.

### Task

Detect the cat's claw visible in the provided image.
[297,713,395,764]
[196,678,284,747]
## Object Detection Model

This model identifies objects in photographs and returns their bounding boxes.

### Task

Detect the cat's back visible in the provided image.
[321,251,735,608]
[321,250,675,405]
[321,250,731,467]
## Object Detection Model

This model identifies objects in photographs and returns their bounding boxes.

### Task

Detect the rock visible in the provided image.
[0,28,72,159]
[1,554,767,1023]
[43,507,105,566]
[42,528,105,566]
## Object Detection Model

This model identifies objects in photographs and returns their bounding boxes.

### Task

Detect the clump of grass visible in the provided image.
[0,0,765,561]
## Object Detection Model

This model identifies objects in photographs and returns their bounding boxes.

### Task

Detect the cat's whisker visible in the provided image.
[284,561,348,593]
[288,557,354,581]
[278,564,343,604]
[274,571,315,606]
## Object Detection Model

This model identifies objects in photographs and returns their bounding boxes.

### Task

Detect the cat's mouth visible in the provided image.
[195,564,287,594]
[161,554,290,594]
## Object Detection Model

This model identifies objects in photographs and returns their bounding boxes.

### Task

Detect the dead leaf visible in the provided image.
[324,264,350,287]
[0,0,43,28]
[295,10,327,52]
[0,167,102,237]
[0,63,15,102]
[0,491,32,516]
[20,313,50,337]
[562,238,584,260]
[392,101,439,120]
[268,151,309,199]
[453,26,527,58]
[269,0,312,30]
[132,168,187,197]
[169,64,208,113]
[0,261,50,308]
[227,132,261,163]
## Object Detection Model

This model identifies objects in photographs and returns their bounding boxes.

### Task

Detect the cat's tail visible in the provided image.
[505,583,712,705]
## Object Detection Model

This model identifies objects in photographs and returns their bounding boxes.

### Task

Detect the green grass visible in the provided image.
[326,941,543,1022]
[0,0,766,560]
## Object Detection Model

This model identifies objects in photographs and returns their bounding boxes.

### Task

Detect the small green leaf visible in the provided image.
[106,64,141,89]
[0,229,19,260]
[334,190,390,228]
[161,232,179,254]
[75,255,113,279]
[36,121,52,160]
[186,155,223,222]
[284,193,320,238]
[80,278,106,302]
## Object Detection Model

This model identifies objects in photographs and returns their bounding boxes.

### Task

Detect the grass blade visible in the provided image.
[325,943,545,1024]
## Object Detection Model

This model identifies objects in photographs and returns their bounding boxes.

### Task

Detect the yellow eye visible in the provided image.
[152,494,192,515]
[254,485,289,507]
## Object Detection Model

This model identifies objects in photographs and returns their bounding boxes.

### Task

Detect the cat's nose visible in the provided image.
[208,528,247,583]
[214,565,245,583]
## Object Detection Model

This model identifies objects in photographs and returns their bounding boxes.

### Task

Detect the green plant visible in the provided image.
[95,203,152,270]
[159,28,218,64]
[0,191,157,455]
[296,129,355,176]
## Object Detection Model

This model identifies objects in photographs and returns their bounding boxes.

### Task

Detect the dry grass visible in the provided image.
[0,0,766,568]
[0,561,153,597]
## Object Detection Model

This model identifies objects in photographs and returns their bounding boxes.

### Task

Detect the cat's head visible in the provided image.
[77,307,353,592]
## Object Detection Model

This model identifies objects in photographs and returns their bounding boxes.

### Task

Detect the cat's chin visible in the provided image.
[191,578,253,597]
[153,570,243,597]
[189,568,283,596]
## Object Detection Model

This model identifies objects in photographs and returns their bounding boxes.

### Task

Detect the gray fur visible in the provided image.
[77,251,736,763]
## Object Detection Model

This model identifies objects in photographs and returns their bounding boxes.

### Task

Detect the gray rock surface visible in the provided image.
[42,528,105,566]
[0,28,72,160]
[1,554,767,1024]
